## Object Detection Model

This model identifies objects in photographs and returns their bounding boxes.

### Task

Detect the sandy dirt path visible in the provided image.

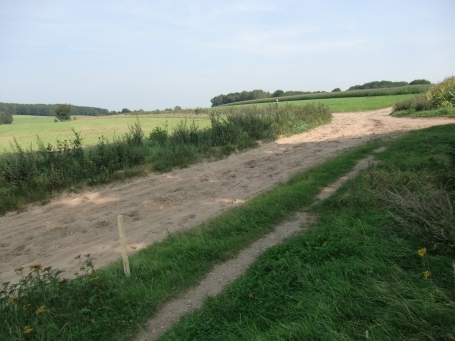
[1,108,454,283]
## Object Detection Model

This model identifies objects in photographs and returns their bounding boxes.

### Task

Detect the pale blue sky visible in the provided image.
[1,0,454,111]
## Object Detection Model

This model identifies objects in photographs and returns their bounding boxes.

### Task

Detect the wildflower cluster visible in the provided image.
[1,255,101,339]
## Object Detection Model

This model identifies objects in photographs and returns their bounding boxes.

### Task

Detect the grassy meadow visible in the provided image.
[0,94,415,153]
[282,94,416,112]
[0,113,211,153]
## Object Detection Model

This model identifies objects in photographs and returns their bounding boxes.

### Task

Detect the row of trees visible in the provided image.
[347,79,431,91]
[210,89,326,107]
[0,103,110,117]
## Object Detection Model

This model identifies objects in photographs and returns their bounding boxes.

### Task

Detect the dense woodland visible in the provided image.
[0,103,110,117]
[212,79,432,106]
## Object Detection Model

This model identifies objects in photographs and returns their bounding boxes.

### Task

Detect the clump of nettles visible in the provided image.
[0,254,98,338]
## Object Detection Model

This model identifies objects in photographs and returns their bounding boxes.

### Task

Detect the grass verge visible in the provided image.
[0,140,382,340]
[392,107,455,118]
[159,124,455,340]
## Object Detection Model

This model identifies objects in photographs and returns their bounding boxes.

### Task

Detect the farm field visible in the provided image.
[0,94,413,153]
[0,113,211,153]
[1,108,455,340]
[288,93,416,112]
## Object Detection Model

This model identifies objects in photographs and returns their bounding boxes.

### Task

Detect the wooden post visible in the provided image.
[117,215,130,277]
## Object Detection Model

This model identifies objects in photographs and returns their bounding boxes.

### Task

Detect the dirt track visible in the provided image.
[1,108,454,283]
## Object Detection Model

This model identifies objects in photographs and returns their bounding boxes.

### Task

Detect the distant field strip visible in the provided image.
[225,84,430,106]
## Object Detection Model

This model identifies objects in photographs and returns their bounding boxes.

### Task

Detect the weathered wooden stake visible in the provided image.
[117,215,130,277]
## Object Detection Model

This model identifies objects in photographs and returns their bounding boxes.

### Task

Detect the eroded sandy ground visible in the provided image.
[1,108,454,283]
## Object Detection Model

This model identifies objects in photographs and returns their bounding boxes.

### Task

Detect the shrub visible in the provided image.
[331,88,341,92]
[149,126,168,145]
[392,95,434,112]
[0,111,13,124]
[426,76,455,108]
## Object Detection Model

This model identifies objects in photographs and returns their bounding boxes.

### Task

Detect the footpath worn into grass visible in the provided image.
[0,140,381,341]
[160,124,455,340]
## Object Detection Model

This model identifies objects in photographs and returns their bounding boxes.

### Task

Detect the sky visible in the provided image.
[0,0,454,111]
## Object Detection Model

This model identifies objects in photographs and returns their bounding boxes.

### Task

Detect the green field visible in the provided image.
[0,95,415,153]
[225,84,430,106]
[226,94,415,112]
[290,94,416,112]
[0,114,211,153]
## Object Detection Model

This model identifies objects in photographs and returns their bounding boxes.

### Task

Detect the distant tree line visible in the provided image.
[0,103,110,117]
[347,79,431,91]
[210,89,327,107]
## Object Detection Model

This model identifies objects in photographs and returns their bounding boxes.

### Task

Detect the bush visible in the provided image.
[392,95,434,112]
[426,76,455,108]
[331,88,341,92]
[149,126,168,145]
[0,111,13,124]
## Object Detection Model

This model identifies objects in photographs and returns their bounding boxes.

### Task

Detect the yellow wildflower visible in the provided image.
[417,248,426,257]
[14,267,24,273]
[84,253,91,258]
[90,276,100,281]
[23,326,33,334]
[36,305,46,315]
[44,266,52,272]
[423,270,431,279]
[75,254,81,259]
[7,296,18,304]
[23,304,31,311]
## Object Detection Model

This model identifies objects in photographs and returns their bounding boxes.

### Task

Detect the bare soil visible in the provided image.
[1,108,454,283]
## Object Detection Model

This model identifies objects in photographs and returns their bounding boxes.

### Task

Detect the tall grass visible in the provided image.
[0,103,331,214]
[225,84,431,106]
[160,124,455,341]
